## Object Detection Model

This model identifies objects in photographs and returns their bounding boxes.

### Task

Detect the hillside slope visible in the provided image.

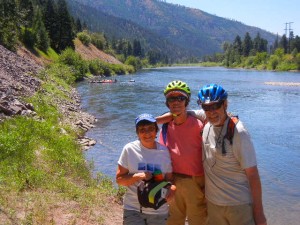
[74,39,123,64]
[67,0,277,58]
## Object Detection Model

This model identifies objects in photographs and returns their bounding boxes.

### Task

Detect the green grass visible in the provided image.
[35,47,59,61]
[0,62,122,224]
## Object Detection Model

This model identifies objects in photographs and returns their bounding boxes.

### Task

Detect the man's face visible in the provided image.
[202,101,227,126]
[166,93,188,115]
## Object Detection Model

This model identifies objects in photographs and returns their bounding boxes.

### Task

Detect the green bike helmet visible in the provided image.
[164,80,191,97]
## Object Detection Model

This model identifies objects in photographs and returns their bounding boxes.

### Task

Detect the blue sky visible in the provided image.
[166,0,299,36]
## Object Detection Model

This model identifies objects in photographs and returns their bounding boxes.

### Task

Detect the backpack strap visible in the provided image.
[200,120,208,137]
[222,116,239,155]
[162,123,168,145]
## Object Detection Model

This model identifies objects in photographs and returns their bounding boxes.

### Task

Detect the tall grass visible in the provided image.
[0,61,123,223]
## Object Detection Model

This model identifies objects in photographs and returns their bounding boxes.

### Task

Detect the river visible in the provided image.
[76,67,300,225]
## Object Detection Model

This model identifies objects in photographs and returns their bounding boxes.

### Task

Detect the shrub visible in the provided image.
[77,32,91,46]
[296,53,300,70]
[253,52,268,66]
[58,48,89,81]
[125,56,142,71]
[90,32,105,50]
[110,64,126,75]
[267,55,279,70]
[89,59,104,75]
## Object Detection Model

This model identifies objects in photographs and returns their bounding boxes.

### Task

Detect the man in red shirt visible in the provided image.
[159,80,206,225]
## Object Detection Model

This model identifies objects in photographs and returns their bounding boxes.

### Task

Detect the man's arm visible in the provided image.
[156,109,206,124]
[245,166,267,225]
[156,112,173,124]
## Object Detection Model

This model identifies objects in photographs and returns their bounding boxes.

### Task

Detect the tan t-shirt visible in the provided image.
[202,117,257,206]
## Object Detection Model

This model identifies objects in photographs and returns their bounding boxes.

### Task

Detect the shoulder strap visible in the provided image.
[222,116,239,155]
[162,123,168,145]
[224,116,239,145]
[200,120,208,136]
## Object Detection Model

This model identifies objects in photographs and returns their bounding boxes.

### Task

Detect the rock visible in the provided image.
[25,103,35,111]
[0,44,97,151]
[88,140,96,146]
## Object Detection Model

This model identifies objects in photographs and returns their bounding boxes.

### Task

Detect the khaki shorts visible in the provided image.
[123,209,168,225]
[207,201,255,225]
[167,174,207,225]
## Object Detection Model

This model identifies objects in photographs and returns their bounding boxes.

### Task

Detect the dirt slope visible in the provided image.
[74,39,123,64]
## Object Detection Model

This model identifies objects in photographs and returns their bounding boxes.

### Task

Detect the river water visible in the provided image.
[76,67,300,225]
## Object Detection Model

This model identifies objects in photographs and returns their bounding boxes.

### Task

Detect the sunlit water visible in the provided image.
[76,67,300,225]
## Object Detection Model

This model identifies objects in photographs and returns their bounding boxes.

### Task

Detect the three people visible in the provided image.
[159,80,207,225]
[116,81,267,225]
[116,113,175,225]
[198,84,267,225]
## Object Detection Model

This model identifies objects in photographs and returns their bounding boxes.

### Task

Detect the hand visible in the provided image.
[133,171,152,181]
[166,184,176,202]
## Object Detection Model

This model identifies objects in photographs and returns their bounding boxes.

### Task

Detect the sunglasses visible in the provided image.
[201,101,224,112]
[167,96,187,103]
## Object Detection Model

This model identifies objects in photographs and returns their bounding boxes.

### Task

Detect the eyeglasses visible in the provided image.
[167,96,187,103]
[201,101,224,112]
[138,126,156,134]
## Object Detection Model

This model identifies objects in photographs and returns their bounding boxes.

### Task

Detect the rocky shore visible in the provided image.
[0,44,96,150]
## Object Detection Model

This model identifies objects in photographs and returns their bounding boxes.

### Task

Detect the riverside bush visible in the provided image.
[88,59,111,76]
[268,55,279,70]
[58,48,89,81]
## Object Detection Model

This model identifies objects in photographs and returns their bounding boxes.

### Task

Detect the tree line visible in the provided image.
[204,32,300,70]
[0,0,76,52]
[0,0,171,67]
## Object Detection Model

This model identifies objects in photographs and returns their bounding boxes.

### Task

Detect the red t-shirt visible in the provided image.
[159,115,204,176]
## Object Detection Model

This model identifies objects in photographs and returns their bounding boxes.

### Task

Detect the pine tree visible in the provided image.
[33,7,50,52]
[233,35,242,55]
[253,33,261,53]
[242,32,253,57]
[290,35,300,52]
[279,35,288,53]
[44,0,59,50]
[56,0,75,52]
[133,39,142,57]
[76,18,82,33]
[0,0,19,51]
[18,0,34,28]
[125,41,132,57]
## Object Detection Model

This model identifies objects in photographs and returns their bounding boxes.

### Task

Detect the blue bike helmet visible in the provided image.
[198,84,227,104]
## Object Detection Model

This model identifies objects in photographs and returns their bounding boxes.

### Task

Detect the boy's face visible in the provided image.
[137,124,157,144]
[166,93,187,115]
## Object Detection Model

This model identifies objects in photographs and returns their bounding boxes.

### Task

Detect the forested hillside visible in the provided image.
[67,1,192,62]
[67,0,277,59]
